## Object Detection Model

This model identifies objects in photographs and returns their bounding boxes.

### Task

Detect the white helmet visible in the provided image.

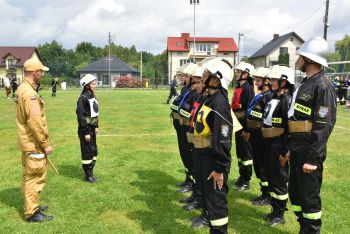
[268,65,295,85]
[252,67,269,78]
[189,64,205,78]
[235,62,255,75]
[80,74,97,89]
[267,65,281,79]
[279,65,295,85]
[202,58,233,90]
[176,63,190,75]
[182,63,198,76]
[297,37,329,67]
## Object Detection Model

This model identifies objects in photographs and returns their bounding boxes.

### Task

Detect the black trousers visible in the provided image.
[174,120,193,177]
[250,129,268,194]
[235,129,253,182]
[78,128,98,171]
[264,137,289,215]
[289,140,323,233]
[198,149,229,234]
[191,145,202,201]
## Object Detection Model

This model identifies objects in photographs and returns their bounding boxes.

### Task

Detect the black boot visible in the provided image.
[235,179,250,192]
[265,209,285,226]
[38,205,48,212]
[252,193,271,206]
[176,171,192,187]
[179,191,195,203]
[182,198,201,211]
[27,210,53,223]
[191,212,210,228]
[85,169,97,183]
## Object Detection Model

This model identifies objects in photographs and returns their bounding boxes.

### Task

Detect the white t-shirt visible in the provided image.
[4,78,10,88]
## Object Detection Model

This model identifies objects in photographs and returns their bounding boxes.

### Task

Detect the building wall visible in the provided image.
[168,50,236,84]
[266,37,303,70]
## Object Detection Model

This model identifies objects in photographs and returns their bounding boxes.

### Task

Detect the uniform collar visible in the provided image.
[22,78,38,91]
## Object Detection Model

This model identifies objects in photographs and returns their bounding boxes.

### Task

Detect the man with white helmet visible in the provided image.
[193,58,233,233]
[231,62,255,191]
[288,37,337,234]
[246,67,272,205]
[76,74,100,183]
[262,65,294,226]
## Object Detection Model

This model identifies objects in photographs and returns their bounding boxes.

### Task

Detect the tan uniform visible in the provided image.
[15,78,50,218]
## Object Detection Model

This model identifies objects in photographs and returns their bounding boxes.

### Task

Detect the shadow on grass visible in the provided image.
[128,170,198,233]
[0,187,23,218]
[228,189,292,234]
[58,164,84,181]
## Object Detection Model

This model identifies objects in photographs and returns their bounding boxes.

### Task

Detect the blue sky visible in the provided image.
[0,0,348,56]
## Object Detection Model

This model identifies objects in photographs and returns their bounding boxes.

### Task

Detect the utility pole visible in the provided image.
[140,51,143,82]
[108,32,112,89]
[323,0,330,40]
[190,0,199,63]
[237,33,244,64]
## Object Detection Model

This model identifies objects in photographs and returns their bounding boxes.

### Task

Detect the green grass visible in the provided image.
[0,89,349,234]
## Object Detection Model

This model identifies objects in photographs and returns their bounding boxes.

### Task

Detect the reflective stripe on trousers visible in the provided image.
[270,192,288,200]
[211,217,228,226]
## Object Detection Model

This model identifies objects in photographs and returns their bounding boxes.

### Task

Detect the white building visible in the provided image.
[167,33,238,83]
[250,32,304,71]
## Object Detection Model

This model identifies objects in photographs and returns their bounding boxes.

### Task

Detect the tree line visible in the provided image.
[38,40,168,83]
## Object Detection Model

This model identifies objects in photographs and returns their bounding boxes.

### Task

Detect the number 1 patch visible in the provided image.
[317,106,329,118]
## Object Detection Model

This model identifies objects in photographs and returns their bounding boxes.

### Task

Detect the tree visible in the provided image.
[334,35,350,72]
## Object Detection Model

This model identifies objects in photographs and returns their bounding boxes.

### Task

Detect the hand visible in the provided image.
[95,128,99,134]
[242,131,250,142]
[279,150,290,167]
[84,134,91,142]
[44,146,53,155]
[207,171,224,190]
[303,163,317,174]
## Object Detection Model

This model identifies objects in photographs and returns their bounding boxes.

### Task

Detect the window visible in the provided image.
[290,37,294,41]
[176,42,182,46]
[177,52,183,55]
[189,43,216,52]
[180,59,193,66]
[280,47,288,55]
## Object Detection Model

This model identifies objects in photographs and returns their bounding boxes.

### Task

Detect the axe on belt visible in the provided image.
[47,157,60,175]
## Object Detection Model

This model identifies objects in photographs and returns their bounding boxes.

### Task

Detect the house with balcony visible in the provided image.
[167,33,238,84]
[0,47,44,86]
[249,32,304,71]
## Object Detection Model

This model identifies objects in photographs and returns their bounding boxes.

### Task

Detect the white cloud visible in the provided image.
[0,0,349,55]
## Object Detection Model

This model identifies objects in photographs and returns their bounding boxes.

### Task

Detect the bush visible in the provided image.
[115,76,143,88]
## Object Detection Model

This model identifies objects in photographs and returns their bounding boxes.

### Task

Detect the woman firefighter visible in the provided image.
[76,74,100,183]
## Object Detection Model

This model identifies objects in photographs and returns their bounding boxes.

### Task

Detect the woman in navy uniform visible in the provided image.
[193,58,233,234]
[76,74,100,183]
[262,65,295,226]
[246,67,272,206]
[231,62,255,191]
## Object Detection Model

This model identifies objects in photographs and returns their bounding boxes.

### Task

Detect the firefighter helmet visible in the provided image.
[80,74,97,89]
[202,58,233,90]
[297,37,329,67]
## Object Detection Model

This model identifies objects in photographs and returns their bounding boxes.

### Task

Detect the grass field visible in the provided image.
[0,89,349,234]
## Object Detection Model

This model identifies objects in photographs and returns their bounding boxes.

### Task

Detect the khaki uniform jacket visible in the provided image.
[15,78,50,153]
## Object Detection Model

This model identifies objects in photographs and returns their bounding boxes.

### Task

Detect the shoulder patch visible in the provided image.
[317,106,329,118]
[221,124,229,137]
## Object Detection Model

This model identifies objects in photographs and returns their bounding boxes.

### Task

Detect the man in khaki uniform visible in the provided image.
[15,58,54,222]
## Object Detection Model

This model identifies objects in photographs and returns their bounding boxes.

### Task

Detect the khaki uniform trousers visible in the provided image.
[21,152,48,218]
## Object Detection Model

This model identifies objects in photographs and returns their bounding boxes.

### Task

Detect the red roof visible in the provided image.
[167,33,238,52]
[0,47,41,66]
